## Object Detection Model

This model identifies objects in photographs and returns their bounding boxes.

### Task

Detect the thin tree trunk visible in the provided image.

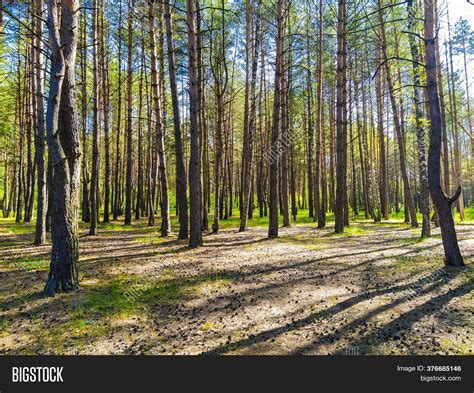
[33,0,46,245]
[113,1,123,221]
[378,1,418,228]
[268,0,284,239]
[335,0,347,233]
[407,0,430,237]
[124,0,135,226]
[89,0,100,235]
[240,0,261,231]
[164,0,188,239]
[187,0,203,247]
[80,7,90,223]
[447,14,464,220]
[315,0,324,228]
[375,51,388,220]
[101,4,111,224]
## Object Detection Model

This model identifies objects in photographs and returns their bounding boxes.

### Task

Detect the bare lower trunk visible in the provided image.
[378,1,417,228]
[33,0,46,245]
[424,0,464,267]
[187,0,203,247]
[335,0,347,234]
[44,0,81,295]
[165,0,188,239]
[408,0,430,238]
[89,0,100,235]
[268,0,283,239]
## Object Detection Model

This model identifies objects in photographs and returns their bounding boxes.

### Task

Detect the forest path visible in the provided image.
[1,219,473,355]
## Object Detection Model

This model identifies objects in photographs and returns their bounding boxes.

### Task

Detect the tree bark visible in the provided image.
[407,0,430,237]
[164,0,188,239]
[315,0,325,228]
[89,0,100,235]
[424,0,464,267]
[44,0,81,295]
[187,0,203,247]
[268,0,284,239]
[124,0,135,226]
[378,0,418,228]
[33,0,46,245]
[335,0,347,234]
[101,4,111,224]
[240,0,261,232]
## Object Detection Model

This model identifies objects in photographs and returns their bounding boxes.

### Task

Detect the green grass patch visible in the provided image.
[198,321,217,333]
[20,270,233,354]
[439,338,472,355]
[325,223,373,237]
[0,217,36,235]
[1,255,49,271]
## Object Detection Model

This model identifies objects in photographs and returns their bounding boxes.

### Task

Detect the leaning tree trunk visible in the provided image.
[44,0,81,295]
[424,0,464,267]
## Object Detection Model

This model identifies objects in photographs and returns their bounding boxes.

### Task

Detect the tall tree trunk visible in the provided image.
[101,4,111,224]
[433,0,449,195]
[378,0,418,228]
[44,0,81,295]
[407,0,430,237]
[164,0,188,239]
[305,17,314,220]
[16,35,24,224]
[268,0,284,239]
[187,0,203,247]
[335,0,347,233]
[329,81,335,213]
[89,0,100,235]
[240,0,261,231]
[197,0,209,232]
[315,0,324,228]
[135,26,145,221]
[80,7,90,223]
[424,0,464,267]
[447,14,464,220]
[33,0,46,245]
[375,52,388,220]
[281,26,290,228]
[210,0,228,234]
[148,0,171,235]
[113,1,123,221]
[124,0,135,226]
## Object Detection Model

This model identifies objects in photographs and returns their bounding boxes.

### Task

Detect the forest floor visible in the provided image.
[0,214,473,355]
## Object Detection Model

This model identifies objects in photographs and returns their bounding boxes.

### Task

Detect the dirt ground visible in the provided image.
[1,218,473,355]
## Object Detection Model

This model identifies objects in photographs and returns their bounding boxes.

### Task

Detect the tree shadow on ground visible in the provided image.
[200,268,467,355]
